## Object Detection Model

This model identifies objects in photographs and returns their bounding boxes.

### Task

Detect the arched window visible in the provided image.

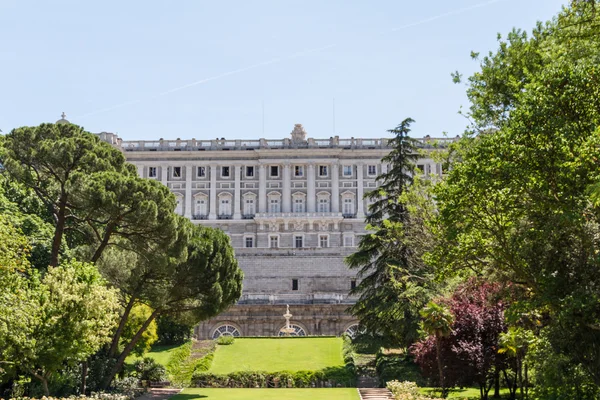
[268,191,281,214]
[292,192,306,213]
[212,324,241,339]
[317,191,330,213]
[218,192,232,217]
[194,193,208,218]
[344,323,363,339]
[278,324,307,336]
[173,193,183,215]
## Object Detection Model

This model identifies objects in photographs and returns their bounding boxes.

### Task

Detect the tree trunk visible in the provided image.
[28,369,50,396]
[50,195,67,266]
[435,335,446,398]
[108,294,138,358]
[80,360,88,394]
[91,222,116,263]
[517,357,523,400]
[493,361,500,398]
[101,308,161,390]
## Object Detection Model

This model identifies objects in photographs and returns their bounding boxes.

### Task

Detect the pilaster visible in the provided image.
[184,165,192,219]
[331,162,339,213]
[137,165,144,178]
[209,164,217,220]
[282,163,291,213]
[357,162,365,218]
[258,164,267,213]
[307,163,316,212]
[234,165,242,219]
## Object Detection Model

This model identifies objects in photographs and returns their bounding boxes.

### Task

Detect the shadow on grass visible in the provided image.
[171,396,208,399]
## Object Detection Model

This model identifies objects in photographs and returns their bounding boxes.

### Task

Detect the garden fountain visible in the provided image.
[279,304,296,336]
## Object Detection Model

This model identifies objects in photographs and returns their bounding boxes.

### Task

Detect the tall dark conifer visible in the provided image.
[346,118,429,346]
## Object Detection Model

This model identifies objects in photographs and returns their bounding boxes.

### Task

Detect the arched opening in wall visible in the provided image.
[344,323,363,339]
[211,324,241,339]
[277,324,307,337]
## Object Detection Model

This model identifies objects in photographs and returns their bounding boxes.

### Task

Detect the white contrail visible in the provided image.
[75,0,506,119]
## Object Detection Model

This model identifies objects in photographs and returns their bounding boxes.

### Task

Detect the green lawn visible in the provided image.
[126,343,187,366]
[420,387,511,399]
[209,337,344,374]
[172,388,360,400]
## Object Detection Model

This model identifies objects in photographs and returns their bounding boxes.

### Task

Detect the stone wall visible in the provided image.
[195,303,359,339]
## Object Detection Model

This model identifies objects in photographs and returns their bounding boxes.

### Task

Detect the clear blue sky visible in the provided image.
[0,0,565,140]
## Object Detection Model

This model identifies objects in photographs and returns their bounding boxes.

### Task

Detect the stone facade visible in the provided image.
[99,126,450,338]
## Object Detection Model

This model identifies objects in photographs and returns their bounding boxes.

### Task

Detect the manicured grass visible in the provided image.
[209,337,344,374]
[126,343,188,366]
[172,388,360,400]
[420,387,511,399]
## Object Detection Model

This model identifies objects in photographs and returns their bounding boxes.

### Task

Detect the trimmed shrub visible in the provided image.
[193,353,214,374]
[132,358,167,382]
[191,365,355,388]
[217,336,235,345]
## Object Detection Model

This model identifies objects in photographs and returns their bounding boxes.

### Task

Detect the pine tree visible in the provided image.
[346,118,433,347]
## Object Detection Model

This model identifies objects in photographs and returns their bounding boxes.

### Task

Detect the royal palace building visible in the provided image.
[97,123,450,339]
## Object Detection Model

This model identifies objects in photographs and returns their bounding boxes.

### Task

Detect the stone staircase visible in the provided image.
[358,388,394,400]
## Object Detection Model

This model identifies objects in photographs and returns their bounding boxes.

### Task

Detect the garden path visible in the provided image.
[136,388,182,400]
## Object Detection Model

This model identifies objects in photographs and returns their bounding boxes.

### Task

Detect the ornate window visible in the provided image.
[317,192,330,213]
[194,194,208,217]
[212,324,241,339]
[343,165,352,177]
[367,165,377,176]
[342,191,355,216]
[278,324,306,336]
[294,165,304,177]
[243,193,256,217]
[245,236,254,248]
[148,167,157,178]
[172,166,182,179]
[246,166,254,177]
[222,166,230,177]
[294,235,303,248]
[197,166,206,178]
[218,193,232,216]
[343,235,354,247]
[292,192,306,213]
[268,192,281,213]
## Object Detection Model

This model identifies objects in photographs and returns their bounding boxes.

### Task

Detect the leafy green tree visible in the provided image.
[121,304,158,357]
[420,301,454,398]
[346,119,438,347]
[0,216,120,397]
[99,219,243,389]
[0,123,133,266]
[434,0,600,388]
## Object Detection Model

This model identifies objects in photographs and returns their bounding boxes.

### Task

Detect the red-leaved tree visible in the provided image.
[412,279,508,400]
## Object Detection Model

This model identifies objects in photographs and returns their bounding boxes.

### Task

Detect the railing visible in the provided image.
[241,213,255,219]
[217,214,233,220]
[116,136,458,152]
[342,213,357,219]
[192,214,208,220]
[254,212,343,219]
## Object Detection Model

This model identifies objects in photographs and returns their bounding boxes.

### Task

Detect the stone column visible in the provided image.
[137,165,144,178]
[282,163,291,213]
[258,164,267,213]
[357,163,365,218]
[331,162,339,213]
[161,165,168,186]
[307,163,316,212]
[185,165,192,219]
[234,165,242,219]
[209,164,217,220]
